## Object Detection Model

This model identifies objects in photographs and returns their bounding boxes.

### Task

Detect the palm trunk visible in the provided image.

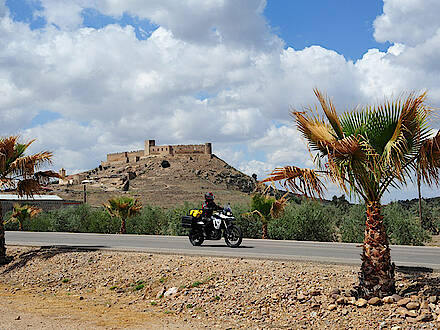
[120,218,126,234]
[358,201,395,298]
[0,202,7,264]
[19,221,23,231]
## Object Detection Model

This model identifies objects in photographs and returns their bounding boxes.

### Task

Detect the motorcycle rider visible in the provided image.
[202,192,223,228]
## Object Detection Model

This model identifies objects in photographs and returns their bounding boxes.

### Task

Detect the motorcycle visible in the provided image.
[181,204,243,248]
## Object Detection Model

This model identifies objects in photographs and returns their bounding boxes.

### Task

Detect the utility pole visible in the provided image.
[83,184,87,204]
[417,170,422,225]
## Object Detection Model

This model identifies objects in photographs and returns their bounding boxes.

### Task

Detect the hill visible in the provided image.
[50,154,256,208]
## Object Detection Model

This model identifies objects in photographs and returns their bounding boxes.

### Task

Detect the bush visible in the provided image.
[340,204,366,243]
[233,203,262,239]
[127,205,167,235]
[383,203,430,246]
[268,200,336,241]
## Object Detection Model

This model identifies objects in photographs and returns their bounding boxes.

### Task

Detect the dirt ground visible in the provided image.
[1,246,439,329]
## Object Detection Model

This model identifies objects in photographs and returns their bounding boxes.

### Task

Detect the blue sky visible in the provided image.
[2,0,440,202]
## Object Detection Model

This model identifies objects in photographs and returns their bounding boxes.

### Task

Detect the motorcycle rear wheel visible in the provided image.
[224,225,242,248]
[189,229,204,246]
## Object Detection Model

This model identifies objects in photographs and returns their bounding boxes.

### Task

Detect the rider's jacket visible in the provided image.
[202,200,222,218]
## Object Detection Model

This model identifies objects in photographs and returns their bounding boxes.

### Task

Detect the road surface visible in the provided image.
[5,231,440,270]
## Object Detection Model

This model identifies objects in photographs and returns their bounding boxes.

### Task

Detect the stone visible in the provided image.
[309,289,321,296]
[336,297,346,305]
[327,304,337,311]
[330,288,341,295]
[415,312,433,322]
[164,287,178,297]
[156,287,165,299]
[296,293,306,301]
[397,298,411,306]
[368,297,382,306]
[396,307,408,316]
[406,310,418,317]
[391,294,401,302]
[437,314,440,322]
[379,321,387,329]
[122,180,129,191]
[391,326,401,330]
[428,296,437,304]
[161,160,170,168]
[355,298,368,308]
[341,308,349,315]
[406,301,420,310]
[383,296,395,304]
[346,297,356,305]
[420,301,429,309]
[15,316,20,321]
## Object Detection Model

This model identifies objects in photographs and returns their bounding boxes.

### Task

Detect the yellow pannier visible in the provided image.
[189,209,203,218]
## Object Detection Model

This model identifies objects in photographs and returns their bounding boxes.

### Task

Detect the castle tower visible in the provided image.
[204,142,212,155]
[59,168,66,177]
[144,139,155,156]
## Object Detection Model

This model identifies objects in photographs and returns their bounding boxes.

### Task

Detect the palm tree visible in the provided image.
[8,204,41,231]
[262,90,440,298]
[248,192,287,239]
[0,136,60,264]
[104,196,142,234]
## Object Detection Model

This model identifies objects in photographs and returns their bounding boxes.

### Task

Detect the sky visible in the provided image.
[1,0,440,203]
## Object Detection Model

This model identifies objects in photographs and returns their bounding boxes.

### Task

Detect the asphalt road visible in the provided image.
[5,231,440,270]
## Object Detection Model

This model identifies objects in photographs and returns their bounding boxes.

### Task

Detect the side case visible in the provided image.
[181,215,194,228]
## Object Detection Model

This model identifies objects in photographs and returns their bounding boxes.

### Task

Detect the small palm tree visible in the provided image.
[262,90,440,298]
[0,136,60,264]
[247,192,287,239]
[8,204,41,230]
[104,196,142,234]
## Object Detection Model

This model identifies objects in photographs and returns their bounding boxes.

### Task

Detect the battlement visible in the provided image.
[104,140,212,165]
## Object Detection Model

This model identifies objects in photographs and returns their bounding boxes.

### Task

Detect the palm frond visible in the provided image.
[314,89,344,139]
[261,166,325,198]
[418,131,440,186]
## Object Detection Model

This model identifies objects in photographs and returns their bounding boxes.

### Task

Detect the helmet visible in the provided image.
[205,192,214,201]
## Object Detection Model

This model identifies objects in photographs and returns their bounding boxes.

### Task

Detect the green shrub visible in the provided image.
[164,202,199,236]
[340,204,366,243]
[383,203,430,246]
[268,200,336,241]
[232,203,262,239]
[126,205,167,235]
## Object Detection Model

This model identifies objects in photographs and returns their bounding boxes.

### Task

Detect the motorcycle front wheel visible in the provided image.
[224,225,242,248]
[189,229,204,246]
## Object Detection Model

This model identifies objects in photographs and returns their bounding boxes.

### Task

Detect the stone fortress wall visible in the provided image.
[104,140,212,165]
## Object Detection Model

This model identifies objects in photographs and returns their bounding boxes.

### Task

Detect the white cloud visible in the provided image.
[373,0,440,46]
[1,0,440,203]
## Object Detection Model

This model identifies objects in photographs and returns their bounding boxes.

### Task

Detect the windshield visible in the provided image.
[223,203,232,213]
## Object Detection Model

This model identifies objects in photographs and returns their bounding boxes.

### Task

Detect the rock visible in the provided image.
[128,171,136,180]
[310,311,317,317]
[194,170,201,176]
[347,297,356,305]
[164,287,178,297]
[406,310,418,317]
[406,301,420,310]
[428,296,437,304]
[79,296,84,300]
[382,296,395,304]
[330,288,340,295]
[296,293,306,301]
[122,180,129,191]
[15,316,20,320]
[379,321,387,329]
[368,297,382,306]
[437,314,440,322]
[355,298,368,307]
[391,294,401,302]
[391,326,401,330]
[397,297,411,306]
[415,312,433,322]
[336,297,346,305]
[420,301,429,309]
[156,287,165,298]
[160,160,171,168]
[309,289,321,296]
[341,308,349,315]
[396,307,408,316]
[327,304,337,311]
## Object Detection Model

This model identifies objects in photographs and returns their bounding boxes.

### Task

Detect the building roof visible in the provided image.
[0,194,63,201]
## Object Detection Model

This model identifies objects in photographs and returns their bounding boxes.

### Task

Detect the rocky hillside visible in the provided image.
[50,154,256,208]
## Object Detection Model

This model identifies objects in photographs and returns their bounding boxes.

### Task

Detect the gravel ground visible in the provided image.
[1,245,439,329]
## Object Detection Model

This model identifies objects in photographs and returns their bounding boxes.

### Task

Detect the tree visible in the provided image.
[247,192,287,239]
[262,90,440,298]
[104,196,142,234]
[0,136,60,264]
[8,204,41,230]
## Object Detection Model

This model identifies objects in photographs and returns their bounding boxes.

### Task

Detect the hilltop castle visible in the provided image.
[103,140,212,166]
